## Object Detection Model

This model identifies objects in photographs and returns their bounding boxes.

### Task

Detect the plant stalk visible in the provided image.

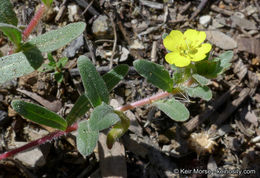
[0,90,178,160]
[22,3,46,41]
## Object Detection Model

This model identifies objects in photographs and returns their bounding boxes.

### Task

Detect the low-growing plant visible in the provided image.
[0,0,85,84]
[0,0,233,161]
[39,53,68,83]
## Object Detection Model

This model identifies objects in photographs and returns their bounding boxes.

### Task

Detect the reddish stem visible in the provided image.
[0,91,173,160]
[22,3,46,41]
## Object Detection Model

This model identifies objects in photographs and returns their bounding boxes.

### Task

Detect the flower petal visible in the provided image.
[165,52,190,67]
[163,30,185,51]
[184,29,206,47]
[189,43,211,62]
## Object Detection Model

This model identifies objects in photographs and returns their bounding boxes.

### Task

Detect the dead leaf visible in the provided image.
[205,31,237,49]
[237,37,260,56]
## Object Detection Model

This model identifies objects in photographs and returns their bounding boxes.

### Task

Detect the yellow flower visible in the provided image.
[163,29,212,67]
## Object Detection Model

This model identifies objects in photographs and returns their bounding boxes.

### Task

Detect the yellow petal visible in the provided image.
[163,30,185,51]
[198,43,212,54]
[189,44,211,62]
[165,52,190,67]
[184,29,206,47]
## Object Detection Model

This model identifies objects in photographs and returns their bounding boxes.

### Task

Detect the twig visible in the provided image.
[189,0,209,20]
[151,41,157,62]
[75,0,100,16]
[210,4,233,16]
[109,13,117,69]
[139,0,164,9]
[82,0,94,15]
[22,3,46,41]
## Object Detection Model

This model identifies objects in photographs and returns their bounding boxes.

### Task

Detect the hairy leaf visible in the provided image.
[106,111,130,149]
[77,120,99,157]
[0,0,18,26]
[28,22,86,53]
[78,56,109,107]
[134,60,173,92]
[0,44,43,84]
[66,94,91,126]
[11,100,67,130]
[154,98,190,122]
[0,23,21,46]
[89,103,120,131]
[182,86,212,101]
[102,64,129,92]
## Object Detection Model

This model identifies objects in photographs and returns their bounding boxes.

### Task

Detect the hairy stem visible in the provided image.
[0,90,178,160]
[22,3,46,41]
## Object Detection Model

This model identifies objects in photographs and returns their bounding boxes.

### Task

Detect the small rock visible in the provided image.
[0,110,9,126]
[162,145,172,152]
[11,142,46,167]
[119,47,130,62]
[242,5,257,16]
[63,34,84,58]
[199,15,211,27]
[130,40,145,49]
[0,79,17,89]
[230,15,257,30]
[205,31,237,50]
[68,4,81,22]
[92,15,113,39]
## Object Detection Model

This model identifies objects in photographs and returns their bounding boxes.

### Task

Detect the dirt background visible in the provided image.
[0,0,260,177]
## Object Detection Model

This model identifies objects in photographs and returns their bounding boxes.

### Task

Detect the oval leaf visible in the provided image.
[106,111,130,149]
[102,64,129,92]
[11,100,67,131]
[154,98,190,122]
[0,23,22,47]
[28,22,86,53]
[89,102,120,131]
[192,74,211,86]
[77,120,99,157]
[66,94,91,126]
[0,44,43,84]
[134,59,173,92]
[0,0,18,26]
[78,55,109,107]
[182,86,212,101]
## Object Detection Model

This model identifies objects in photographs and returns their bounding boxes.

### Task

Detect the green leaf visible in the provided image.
[54,71,63,83]
[196,51,233,78]
[56,57,68,68]
[47,53,56,64]
[0,44,44,84]
[77,120,99,157]
[11,100,67,131]
[78,56,109,107]
[102,64,129,92]
[28,22,86,53]
[0,23,21,47]
[89,103,120,131]
[106,111,130,149]
[42,0,53,7]
[0,0,18,26]
[66,94,91,126]
[134,59,173,92]
[183,86,212,101]
[192,74,211,86]
[217,51,233,70]
[154,98,190,122]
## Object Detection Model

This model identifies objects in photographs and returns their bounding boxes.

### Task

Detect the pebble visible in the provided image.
[0,110,9,126]
[199,15,211,27]
[92,15,113,38]
[63,34,84,58]
[11,141,46,167]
